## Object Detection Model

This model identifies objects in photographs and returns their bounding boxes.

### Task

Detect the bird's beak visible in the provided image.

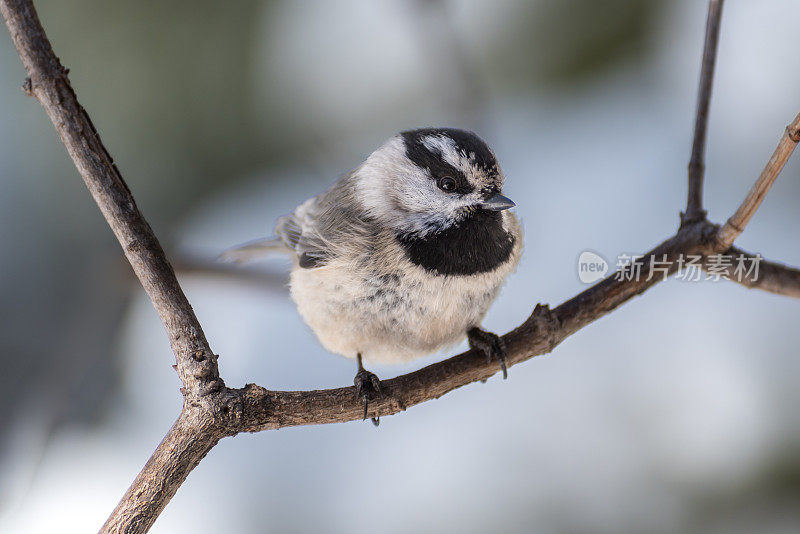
[479,193,516,211]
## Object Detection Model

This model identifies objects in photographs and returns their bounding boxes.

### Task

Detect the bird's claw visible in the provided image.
[467,327,509,379]
[354,368,382,426]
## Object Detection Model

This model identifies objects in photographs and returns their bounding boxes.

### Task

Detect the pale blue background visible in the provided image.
[1,1,799,532]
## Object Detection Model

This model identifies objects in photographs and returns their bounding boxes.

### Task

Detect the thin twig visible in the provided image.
[717,112,800,249]
[685,0,724,223]
[715,247,800,299]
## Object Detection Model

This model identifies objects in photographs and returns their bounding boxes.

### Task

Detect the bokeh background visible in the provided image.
[1,1,799,532]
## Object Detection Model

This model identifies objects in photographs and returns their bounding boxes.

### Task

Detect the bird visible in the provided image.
[223,127,523,424]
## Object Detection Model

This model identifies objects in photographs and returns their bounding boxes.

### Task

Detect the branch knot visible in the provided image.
[517,303,561,354]
[788,123,800,143]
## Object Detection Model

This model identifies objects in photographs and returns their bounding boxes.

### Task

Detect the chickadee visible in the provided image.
[225,128,522,424]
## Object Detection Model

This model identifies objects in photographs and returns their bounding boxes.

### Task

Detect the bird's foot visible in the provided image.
[467,327,508,379]
[354,354,381,426]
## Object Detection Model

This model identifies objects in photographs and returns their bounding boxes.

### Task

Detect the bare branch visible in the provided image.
[716,247,800,299]
[105,137,795,524]
[716,112,800,249]
[685,0,724,223]
[0,0,220,398]
[105,225,721,528]
[100,412,221,534]
[233,221,722,430]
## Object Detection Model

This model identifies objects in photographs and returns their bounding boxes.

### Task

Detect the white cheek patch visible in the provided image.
[354,134,502,236]
[355,137,411,216]
[354,137,448,234]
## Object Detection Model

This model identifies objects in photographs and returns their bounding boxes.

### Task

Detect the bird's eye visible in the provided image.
[437,176,457,192]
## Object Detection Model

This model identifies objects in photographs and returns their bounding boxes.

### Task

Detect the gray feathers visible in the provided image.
[276,171,373,268]
[223,171,369,268]
[223,128,523,364]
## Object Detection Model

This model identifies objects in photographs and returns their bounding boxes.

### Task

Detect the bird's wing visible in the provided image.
[220,172,367,268]
[275,197,331,268]
[275,172,369,269]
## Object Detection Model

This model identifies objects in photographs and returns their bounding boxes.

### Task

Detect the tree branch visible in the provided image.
[1,0,798,532]
[100,412,221,533]
[685,0,724,223]
[716,112,800,249]
[232,220,723,431]
[0,0,220,399]
[715,247,800,299]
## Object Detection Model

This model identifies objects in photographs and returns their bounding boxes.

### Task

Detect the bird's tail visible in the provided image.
[218,237,292,264]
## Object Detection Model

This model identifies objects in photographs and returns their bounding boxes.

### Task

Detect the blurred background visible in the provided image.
[1,0,799,532]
